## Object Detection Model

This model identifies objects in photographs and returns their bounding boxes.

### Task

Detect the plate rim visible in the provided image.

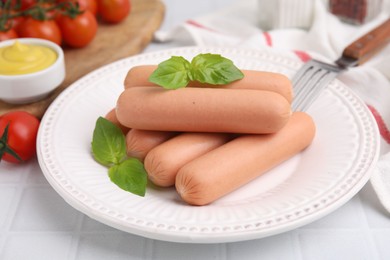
[37,46,380,243]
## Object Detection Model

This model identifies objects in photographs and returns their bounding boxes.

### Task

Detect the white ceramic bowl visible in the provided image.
[0,38,65,104]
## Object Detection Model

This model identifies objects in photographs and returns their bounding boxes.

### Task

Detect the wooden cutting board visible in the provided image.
[0,0,165,118]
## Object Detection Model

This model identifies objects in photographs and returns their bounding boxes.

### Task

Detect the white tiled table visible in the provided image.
[1,1,390,259]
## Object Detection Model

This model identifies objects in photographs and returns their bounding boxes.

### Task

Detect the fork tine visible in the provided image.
[294,72,337,112]
[292,62,317,99]
[292,62,339,112]
[294,67,330,105]
[291,61,317,86]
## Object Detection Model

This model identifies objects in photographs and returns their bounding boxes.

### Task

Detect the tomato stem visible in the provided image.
[0,0,12,31]
[0,0,81,26]
[0,123,22,162]
[62,2,84,19]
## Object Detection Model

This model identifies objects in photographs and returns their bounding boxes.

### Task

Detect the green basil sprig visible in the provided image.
[149,53,244,89]
[92,117,147,197]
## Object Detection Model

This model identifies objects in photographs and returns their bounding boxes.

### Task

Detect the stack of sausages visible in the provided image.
[106,65,316,206]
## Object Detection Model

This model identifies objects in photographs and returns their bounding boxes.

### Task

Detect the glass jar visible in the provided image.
[328,0,384,24]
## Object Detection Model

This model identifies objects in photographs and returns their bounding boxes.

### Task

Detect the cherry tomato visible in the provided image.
[0,9,25,31]
[4,0,35,11]
[19,0,36,11]
[0,28,18,41]
[17,17,62,45]
[32,2,58,20]
[96,0,131,23]
[57,0,97,15]
[0,111,40,164]
[57,10,97,48]
[10,15,25,31]
[78,0,98,15]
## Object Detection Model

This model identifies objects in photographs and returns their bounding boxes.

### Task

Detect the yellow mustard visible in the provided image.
[0,40,57,75]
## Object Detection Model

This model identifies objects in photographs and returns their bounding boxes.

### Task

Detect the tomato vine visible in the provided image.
[0,0,131,47]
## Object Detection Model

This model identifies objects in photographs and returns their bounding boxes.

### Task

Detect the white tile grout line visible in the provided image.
[143,238,155,260]
[0,163,33,256]
[218,243,227,260]
[291,229,304,260]
[66,213,85,260]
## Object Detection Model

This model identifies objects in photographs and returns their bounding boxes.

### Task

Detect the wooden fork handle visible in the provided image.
[342,18,390,65]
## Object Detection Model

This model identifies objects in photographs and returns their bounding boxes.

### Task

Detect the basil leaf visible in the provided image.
[91,117,127,167]
[149,56,191,89]
[108,158,147,197]
[190,53,244,85]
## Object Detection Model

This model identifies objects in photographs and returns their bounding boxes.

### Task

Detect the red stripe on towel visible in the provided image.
[367,104,390,144]
[263,32,272,46]
[293,50,311,62]
[186,20,216,32]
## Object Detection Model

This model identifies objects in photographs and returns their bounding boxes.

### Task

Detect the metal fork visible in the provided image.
[291,18,390,112]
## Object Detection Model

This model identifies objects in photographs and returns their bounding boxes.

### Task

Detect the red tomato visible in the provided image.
[56,0,97,15]
[5,0,35,11]
[33,2,58,20]
[0,28,18,41]
[0,9,25,31]
[19,0,36,10]
[10,15,25,31]
[78,0,98,15]
[0,111,40,164]
[57,10,97,48]
[17,18,62,45]
[96,0,131,23]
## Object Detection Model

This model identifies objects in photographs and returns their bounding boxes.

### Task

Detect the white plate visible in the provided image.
[37,46,380,243]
